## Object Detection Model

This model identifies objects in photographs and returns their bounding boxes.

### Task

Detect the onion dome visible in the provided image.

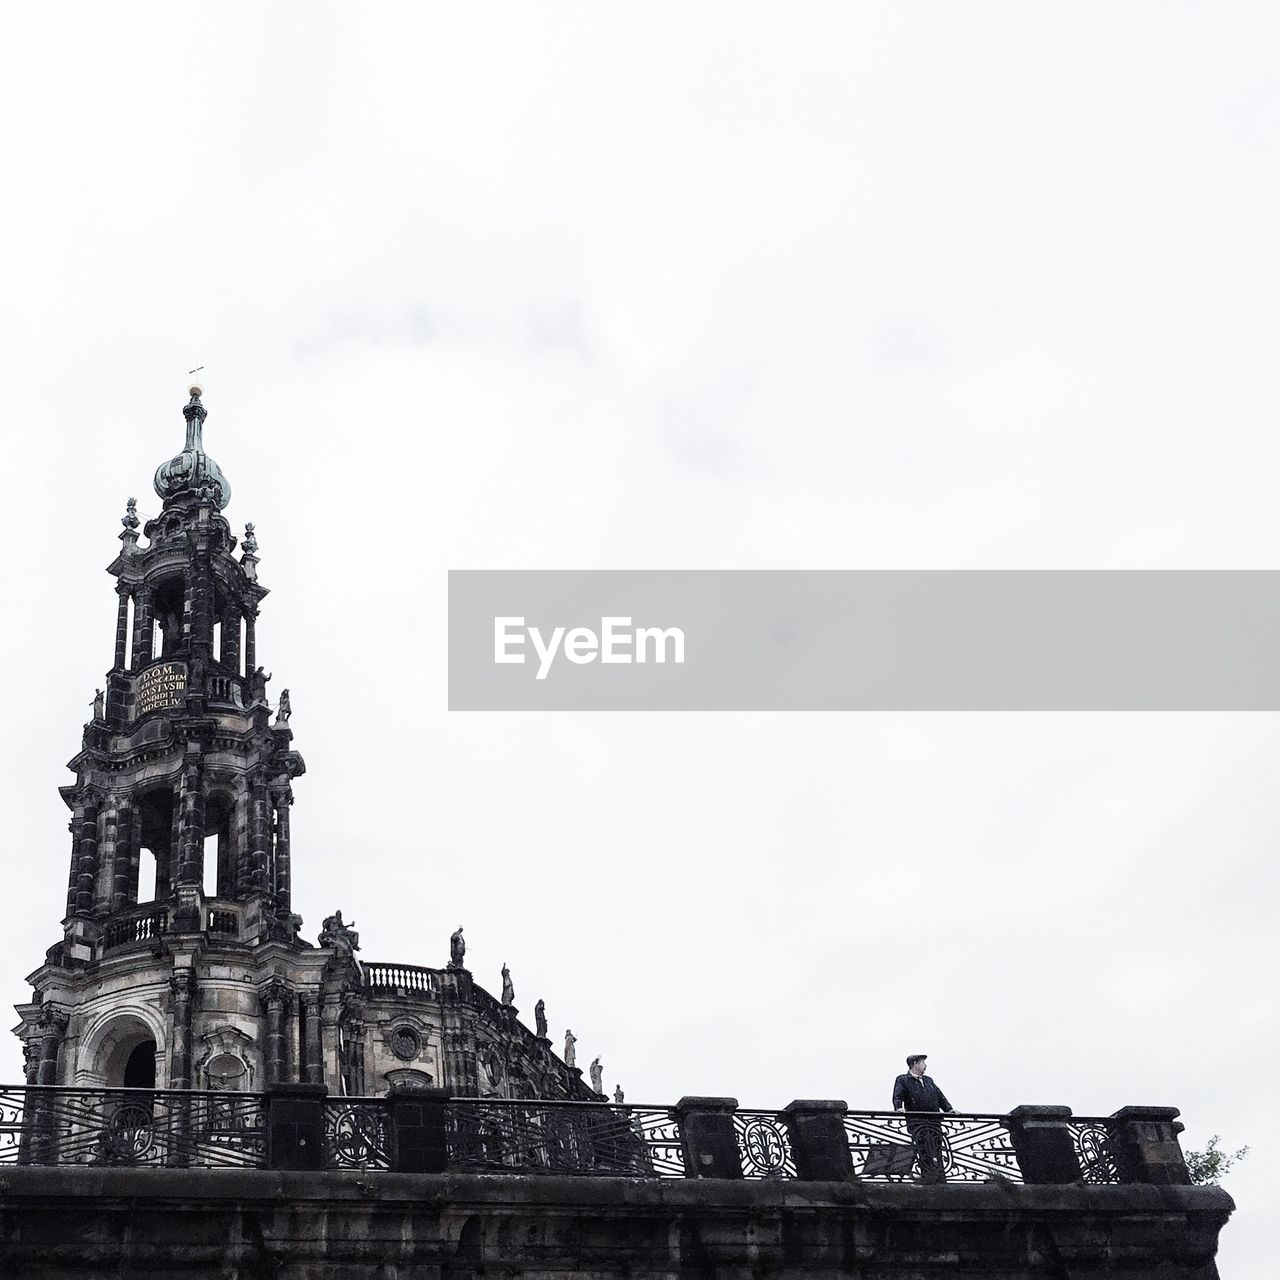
[153,384,231,510]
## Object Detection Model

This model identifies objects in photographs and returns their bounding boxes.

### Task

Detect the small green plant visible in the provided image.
[1184,1135,1248,1185]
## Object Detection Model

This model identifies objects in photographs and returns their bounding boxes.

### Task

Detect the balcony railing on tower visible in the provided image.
[0,1086,1190,1188]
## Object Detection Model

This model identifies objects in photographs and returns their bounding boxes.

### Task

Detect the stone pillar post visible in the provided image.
[169,970,196,1089]
[73,797,100,916]
[389,1086,451,1173]
[783,1100,853,1181]
[1004,1105,1082,1184]
[262,982,288,1086]
[1109,1106,1191,1186]
[271,788,292,915]
[133,588,154,667]
[675,1096,742,1180]
[113,585,131,671]
[265,1083,327,1171]
[302,995,324,1085]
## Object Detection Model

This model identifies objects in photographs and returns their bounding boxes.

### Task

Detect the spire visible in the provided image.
[153,383,231,511]
[182,383,207,451]
[118,496,140,555]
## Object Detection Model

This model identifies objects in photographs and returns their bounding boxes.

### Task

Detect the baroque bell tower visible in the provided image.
[15,383,592,1105]
[73,381,304,948]
[15,384,310,1092]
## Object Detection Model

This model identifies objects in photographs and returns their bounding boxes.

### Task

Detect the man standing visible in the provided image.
[892,1054,956,1183]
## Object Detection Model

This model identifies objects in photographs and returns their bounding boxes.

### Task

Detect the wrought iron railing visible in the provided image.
[843,1111,1022,1183]
[0,1085,264,1168]
[1069,1118,1122,1184]
[324,1098,391,1170]
[735,1111,797,1178]
[0,1086,1130,1184]
[446,1098,686,1177]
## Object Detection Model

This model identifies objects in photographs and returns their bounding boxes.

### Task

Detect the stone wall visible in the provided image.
[0,1166,1233,1279]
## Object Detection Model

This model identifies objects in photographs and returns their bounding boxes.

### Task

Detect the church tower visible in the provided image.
[14,385,591,1106]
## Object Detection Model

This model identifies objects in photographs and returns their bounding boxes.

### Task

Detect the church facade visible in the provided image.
[13,386,590,1106]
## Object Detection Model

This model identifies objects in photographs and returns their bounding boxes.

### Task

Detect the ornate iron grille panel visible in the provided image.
[447,1099,685,1177]
[0,1086,265,1168]
[324,1099,391,1170]
[843,1112,1022,1183]
[733,1111,796,1178]
[1069,1119,1121,1184]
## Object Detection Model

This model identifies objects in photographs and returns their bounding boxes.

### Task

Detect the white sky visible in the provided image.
[2,3,1276,1271]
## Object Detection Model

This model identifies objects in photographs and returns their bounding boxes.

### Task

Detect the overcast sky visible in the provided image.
[2,3,1276,1271]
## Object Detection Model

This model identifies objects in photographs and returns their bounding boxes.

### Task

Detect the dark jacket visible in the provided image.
[892,1073,953,1113]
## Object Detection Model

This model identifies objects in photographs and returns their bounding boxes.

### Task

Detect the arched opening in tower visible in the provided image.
[136,787,176,904]
[204,791,235,899]
[152,576,185,658]
[122,1039,157,1091]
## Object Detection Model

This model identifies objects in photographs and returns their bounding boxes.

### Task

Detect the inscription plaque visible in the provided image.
[134,661,187,718]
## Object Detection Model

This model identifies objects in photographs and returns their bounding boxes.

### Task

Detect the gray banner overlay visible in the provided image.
[448,570,1280,710]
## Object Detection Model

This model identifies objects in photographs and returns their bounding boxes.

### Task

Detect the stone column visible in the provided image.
[262,982,288,1086]
[271,788,292,915]
[73,796,100,916]
[302,995,324,1086]
[221,605,241,674]
[169,970,196,1089]
[110,804,136,910]
[64,815,80,919]
[340,1007,368,1095]
[35,1009,65,1088]
[189,543,213,661]
[95,803,119,912]
[133,588,154,667]
[249,772,271,894]
[28,1008,67,1164]
[176,750,205,889]
[113,585,131,671]
[321,995,343,1091]
[675,1096,743,1180]
[243,610,257,679]
[1110,1106,1191,1185]
[285,991,300,1083]
[783,1100,853,1181]
[1003,1105,1082,1184]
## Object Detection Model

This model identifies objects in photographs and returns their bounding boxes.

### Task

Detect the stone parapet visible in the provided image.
[0,1167,1234,1279]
